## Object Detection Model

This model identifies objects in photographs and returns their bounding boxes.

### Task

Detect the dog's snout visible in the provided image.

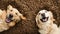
[41,13,46,19]
[41,13,45,17]
[9,14,13,18]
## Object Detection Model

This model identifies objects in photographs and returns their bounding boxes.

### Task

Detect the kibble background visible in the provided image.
[0,0,60,34]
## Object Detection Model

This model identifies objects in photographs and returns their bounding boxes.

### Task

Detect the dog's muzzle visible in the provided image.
[5,14,13,23]
[40,13,49,22]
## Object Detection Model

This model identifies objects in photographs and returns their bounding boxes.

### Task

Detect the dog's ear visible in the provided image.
[36,14,41,24]
[48,11,55,21]
[7,5,13,10]
[19,13,26,20]
[36,15,39,24]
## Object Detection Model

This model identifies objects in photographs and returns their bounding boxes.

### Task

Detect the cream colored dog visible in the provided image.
[36,10,60,34]
[0,5,26,32]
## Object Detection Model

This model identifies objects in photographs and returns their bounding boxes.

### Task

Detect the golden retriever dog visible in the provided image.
[0,5,26,32]
[36,10,60,34]
[6,5,26,27]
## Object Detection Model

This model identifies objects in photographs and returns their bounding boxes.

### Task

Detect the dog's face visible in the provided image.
[0,5,26,32]
[6,5,21,23]
[36,10,54,23]
[5,5,26,27]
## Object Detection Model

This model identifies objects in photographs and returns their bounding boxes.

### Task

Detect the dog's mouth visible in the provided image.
[40,17,49,22]
[5,14,13,23]
[5,18,13,23]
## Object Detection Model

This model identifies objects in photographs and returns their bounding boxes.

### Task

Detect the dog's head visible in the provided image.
[36,10,55,23]
[5,5,26,27]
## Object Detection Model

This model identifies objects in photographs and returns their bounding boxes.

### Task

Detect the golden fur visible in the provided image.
[0,5,26,32]
[0,10,9,32]
[6,5,26,27]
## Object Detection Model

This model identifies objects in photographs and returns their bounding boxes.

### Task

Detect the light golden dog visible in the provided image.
[6,5,26,27]
[0,5,26,32]
[36,10,60,34]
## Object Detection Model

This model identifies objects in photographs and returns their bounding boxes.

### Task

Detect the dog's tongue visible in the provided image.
[6,19,11,23]
[43,19,47,21]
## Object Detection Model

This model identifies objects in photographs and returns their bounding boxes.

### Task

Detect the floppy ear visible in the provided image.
[19,13,26,20]
[48,11,55,21]
[7,5,13,10]
[36,15,39,24]
[36,13,41,24]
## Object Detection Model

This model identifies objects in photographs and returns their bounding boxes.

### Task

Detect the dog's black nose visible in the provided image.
[9,14,13,18]
[41,13,45,19]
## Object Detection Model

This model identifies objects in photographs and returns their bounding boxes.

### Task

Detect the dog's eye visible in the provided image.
[39,13,40,15]
[11,10,13,12]
[16,13,18,15]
